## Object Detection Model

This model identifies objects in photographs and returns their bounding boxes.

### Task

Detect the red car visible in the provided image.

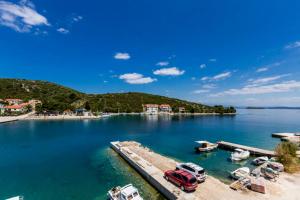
[164,169,198,192]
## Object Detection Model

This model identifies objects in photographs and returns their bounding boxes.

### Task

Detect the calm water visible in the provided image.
[0,109,299,200]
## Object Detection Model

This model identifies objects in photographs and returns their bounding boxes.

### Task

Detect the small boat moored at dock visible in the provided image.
[108,184,143,200]
[230,148,250,161]
[230,167,250,180]
[195,140,218,152]
[6,196,24,200]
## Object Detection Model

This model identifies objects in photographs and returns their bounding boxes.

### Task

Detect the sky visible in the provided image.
[0,0,300,107]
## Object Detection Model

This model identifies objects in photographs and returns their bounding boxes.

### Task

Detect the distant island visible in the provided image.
[0,78,236,115]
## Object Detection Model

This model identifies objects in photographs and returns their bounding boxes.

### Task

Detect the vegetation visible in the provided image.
[0,78,236,114]
[275,142,300,173]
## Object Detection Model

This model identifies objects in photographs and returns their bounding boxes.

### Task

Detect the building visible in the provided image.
[5,98,23,105]
[143,104,159,115]
[179,107,186,113]
[4,104,27,113]
[159,104,172,113]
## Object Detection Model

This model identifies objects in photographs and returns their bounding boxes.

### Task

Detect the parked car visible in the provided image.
[164,170,198,192]
[176,162,207,182]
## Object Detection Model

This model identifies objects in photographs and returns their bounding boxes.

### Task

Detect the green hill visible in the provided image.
[0,78,236,114]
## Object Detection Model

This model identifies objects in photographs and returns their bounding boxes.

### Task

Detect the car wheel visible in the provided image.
[181,185,185,191]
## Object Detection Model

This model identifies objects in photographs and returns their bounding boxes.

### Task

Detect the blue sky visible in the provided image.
[1,0,300,106]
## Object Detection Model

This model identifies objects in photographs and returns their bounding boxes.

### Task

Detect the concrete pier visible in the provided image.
[271,132,298,138]
[110,141,278,200]
[217,141,276,157]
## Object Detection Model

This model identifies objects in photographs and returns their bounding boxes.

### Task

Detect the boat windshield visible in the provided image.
[198,169,205,174]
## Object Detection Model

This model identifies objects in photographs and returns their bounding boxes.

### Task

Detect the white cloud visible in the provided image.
[209,58,216,62]
[285,41,300,49]
[0,0,49,32]
[153,67,185,76]
[114,52,130,60]
[211,80,300,97]
[57,27,69,34]
[247,74,290,87]
[156,61,169,66]
[201,76,209,81]
[191,77,196,81]
[193,89,210,94]
[256,67,268,72]
[119,73,156,84]
[202,84,216,89]
[200,64,206,69]
[73,15,83,22]
[212,72,231,80]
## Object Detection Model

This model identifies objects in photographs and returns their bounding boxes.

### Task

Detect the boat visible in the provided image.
[194,141,218,152]
[230,167,250,180]
[267,162,284,172]
[230,148,250,161]
[6,196,23,200]
[252,156,269,166]
[108,184,143,200]
[261,167,279,180]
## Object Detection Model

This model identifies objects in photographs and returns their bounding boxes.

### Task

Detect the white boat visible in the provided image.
[108,184,143,200]
[6,196,23,200]
[195,141,218,152]
[230,148,250,161]
[230,167,250,180]
[252,156,269,166]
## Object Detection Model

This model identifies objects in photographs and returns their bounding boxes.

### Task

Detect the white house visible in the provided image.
[159,104,172,113]
[143,104,159,115]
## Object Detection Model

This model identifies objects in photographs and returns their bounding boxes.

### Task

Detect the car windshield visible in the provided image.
[189,177,197,184]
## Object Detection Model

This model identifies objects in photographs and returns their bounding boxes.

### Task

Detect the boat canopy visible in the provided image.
[195,140,210,144]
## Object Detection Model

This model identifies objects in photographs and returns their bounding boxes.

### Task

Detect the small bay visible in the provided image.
[0,109,299,200]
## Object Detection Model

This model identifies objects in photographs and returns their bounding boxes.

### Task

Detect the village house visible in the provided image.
[159,104,172,113]
[179,107,186,113]
[143,104,159,115]
[5,98,23,105]
[4,105,26,112]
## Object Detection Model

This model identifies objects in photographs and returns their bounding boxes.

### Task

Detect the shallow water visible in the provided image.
[0,109,299,199]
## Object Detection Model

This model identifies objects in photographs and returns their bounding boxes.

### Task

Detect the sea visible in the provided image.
[0,109,299,200]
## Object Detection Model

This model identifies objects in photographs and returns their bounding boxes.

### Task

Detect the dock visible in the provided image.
[217,141,276,157]
[272,132,298,138]
[110,141,252,200]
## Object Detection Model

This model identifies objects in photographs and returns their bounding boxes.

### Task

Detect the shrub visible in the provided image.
[275,142,300,173]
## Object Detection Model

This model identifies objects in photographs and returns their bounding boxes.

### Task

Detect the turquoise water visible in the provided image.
[0,109,299,199]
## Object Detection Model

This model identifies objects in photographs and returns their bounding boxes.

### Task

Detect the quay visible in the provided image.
[110,141,271,200]
[272,132,298,138]
[217,141,276,157]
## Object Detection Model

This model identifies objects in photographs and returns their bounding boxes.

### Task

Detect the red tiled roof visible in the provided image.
[5,105,23,109]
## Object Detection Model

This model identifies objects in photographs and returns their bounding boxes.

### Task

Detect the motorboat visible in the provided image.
[267,162,284,172]
[6,196,23,200]
[261,167,279,180]
[230,167,250,180]
[108,184,143,200]
[195,141,218,152]
[252,156,269,166]
[230,148,250,161]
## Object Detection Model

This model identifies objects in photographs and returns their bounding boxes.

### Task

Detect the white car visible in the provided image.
[108,184,143,200]
[176,162,207,182]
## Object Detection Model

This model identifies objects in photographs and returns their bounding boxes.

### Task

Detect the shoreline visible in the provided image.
[0,112,237,123]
